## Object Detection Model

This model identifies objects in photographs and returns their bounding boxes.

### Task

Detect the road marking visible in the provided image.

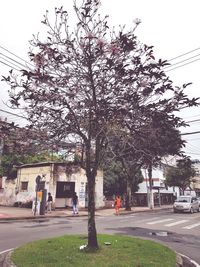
[164,220,189,227]
[141,217,161,222]
[147,218,174,225]
[182,222,200,230]
[121,215,136,219]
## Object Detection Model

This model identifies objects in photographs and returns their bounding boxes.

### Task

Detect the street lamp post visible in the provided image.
[34,175,42,216]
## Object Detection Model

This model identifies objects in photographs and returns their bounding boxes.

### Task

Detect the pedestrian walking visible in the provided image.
[47,192,53,213]
[72,192,79,215]
[114,195,121,215]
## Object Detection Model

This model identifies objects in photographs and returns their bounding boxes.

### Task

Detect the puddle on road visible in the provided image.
[149,231,169,237]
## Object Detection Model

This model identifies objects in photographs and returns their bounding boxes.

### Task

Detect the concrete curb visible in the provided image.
[0,206,172,222]
[0,250,16,267]
[179,253,200,267]
[0,214,88,222]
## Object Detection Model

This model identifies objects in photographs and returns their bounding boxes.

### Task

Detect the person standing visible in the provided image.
[72,192,78,215]
[114,195,121,215]
[47,192,53,213]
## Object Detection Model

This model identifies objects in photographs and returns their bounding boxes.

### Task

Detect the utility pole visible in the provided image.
[0,138,4,166]
[34,175,41,216]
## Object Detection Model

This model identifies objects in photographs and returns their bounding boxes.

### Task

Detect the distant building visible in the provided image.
[191,160,200,197]
[0,162,104,208]
[134,165,179,206]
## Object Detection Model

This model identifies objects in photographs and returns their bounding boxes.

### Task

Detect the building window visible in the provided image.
[56,182,75,198]
[21,182,28,191]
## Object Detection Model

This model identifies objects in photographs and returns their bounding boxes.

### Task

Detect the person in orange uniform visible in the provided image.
[114,195,121,215]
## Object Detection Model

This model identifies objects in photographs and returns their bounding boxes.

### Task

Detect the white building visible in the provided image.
[0,162,104,209]
[134,165,180,206]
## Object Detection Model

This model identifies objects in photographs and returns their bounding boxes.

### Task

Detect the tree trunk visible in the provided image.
[125,179,132,211]
[0,138,4,165]
[148,163,154,209]
[87,172,98,249]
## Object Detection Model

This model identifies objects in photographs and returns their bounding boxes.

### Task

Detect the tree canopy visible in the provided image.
[0,119,63,178]
[103,159,143,197]
[165,157,196,194]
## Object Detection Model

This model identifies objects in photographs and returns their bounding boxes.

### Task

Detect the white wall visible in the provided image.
[137,167,180,197]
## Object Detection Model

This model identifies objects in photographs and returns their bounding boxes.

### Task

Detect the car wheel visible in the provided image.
[173,209,177,213]
[190,207,194,214]
[198,206,200,212]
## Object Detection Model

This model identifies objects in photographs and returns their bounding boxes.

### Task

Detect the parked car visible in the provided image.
[197,197,200,212]
[173,196,199,213]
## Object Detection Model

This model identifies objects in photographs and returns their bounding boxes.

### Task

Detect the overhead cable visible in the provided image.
[186,119,200,123]
[0,60,20,71]
[0,52,28,69]
[0,55,24,71]
[0,108,27,119]
[164,53,200,69]
[0,44,34,67]
[165,58,200,72]
[181,131,200,136]
[168,47,200,62]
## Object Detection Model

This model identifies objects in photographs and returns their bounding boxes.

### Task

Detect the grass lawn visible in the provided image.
[11,234,176,267]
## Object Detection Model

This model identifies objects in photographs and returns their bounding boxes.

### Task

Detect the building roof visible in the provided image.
[15,161,80,169]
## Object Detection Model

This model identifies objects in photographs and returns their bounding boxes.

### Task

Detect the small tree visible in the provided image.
[138,119,186,209]
[103,159,143,198]
[105,133,144,210]
[0,118,63,177]
[3,0,198,249]
[165,158,196,195]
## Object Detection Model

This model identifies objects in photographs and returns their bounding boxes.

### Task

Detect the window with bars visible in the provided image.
[21,181,28,191]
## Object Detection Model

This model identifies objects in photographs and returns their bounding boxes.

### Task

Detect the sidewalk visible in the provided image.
[0,205,172,221]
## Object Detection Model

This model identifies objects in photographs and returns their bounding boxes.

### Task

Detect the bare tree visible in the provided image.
[3,0,198,249]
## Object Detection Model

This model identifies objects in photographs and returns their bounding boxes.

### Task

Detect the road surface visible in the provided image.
[0,209,200,264]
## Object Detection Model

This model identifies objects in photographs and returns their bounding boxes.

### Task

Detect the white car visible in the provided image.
[197,197,200,211]
[173,196,199,213]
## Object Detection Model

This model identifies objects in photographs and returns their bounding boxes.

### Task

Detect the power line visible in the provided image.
[168,47,200,62]
[165,57,200,72]
[0,60,20,71]
[0,108,27,119]
[181,131,200,136]
[186,119,200,123]
[164,53,200,69]
[0,52,28,69]
[0,44,34,67]
[0,55,24,71]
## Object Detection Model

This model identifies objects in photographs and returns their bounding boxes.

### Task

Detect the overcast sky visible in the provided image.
[0,0,200,159]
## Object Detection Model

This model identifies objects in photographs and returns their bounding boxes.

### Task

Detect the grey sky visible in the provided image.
[0,0,200,159]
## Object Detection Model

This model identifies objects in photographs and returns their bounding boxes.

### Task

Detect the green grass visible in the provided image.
[11,234,176,267]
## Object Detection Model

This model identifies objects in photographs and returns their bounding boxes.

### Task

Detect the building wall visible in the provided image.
[137,167,180,197]
[192,162,200,193]
[16,165,52,204]
[0,163,104,208]
[0,177,16,205]
[54,165,104,208]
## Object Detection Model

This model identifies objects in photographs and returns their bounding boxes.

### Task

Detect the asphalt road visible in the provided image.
[0,209,200,264]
